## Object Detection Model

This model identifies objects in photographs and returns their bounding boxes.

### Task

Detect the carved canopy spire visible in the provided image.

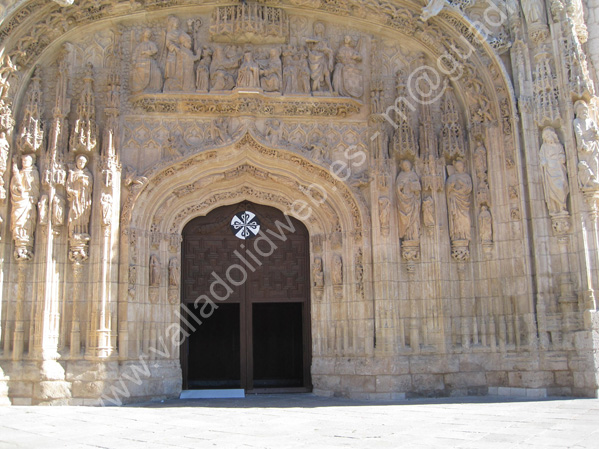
[69,63,98,155]
[17,69,44,155]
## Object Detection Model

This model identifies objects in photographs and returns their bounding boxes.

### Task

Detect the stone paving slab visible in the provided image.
[0,394,598,448]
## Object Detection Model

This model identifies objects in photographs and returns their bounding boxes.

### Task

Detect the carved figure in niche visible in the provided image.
[378,196,390,237]
[573,101,599,189]
[312,257,324,288]
[521,0,547,25]
[0,131,8,200]
[175,33,201,92]
[446,159,472,242]
[396,160,421,242]
[38,194,48,225]
[333,35,363,98]
[479,205,493,244]
[332,255,343,285]
[236,51,261,89]
[162,15,192,92]
[210,46,240,91]
[264,119,280,146]
[296,47,311,94]
[169,257,180,287]
[10,154,39,257]
[66,155,93,237]
[422,195,435,228]
[306,22,333,94]
[195,46,212,92]
[260,48,282,93]
[539,127,569,215]
[149,254,161,287]
[100,192,112,226]
[473,138,488,183]
[130,28,163,94]
[282,45,295,94]
[52,194,65,228]
[309,133,328,162]
[211,117,229,145]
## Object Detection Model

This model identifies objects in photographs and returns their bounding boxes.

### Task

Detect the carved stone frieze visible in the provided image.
[131,92,361,117]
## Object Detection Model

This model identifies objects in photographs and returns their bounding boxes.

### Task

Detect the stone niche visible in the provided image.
[0,0,598,405]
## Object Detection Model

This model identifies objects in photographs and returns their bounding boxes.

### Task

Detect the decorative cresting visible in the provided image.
[210,3,289,44]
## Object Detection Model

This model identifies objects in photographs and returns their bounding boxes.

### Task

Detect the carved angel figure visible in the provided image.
[130,28,163,94]
[573,101,599,190]
[10,154,39,253]
[539,127,569,215]
[332,35,363,98]
[445,159,472,242]
[66,155,93,237]
[396,160,421,242]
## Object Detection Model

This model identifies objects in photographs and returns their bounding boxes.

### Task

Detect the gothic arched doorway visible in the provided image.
[180,201,312,392]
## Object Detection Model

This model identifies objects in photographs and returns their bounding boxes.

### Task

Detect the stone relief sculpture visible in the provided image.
[573,101,599,190]
[473,137,488,184]
[306,22,333,94]
[332,35,363,99]
[260,48,282,93]
[522,0,547,26]
[236,51,261,89]
[168,257,180,287]
[422,195,435,230]
[211,117,230,145]
[539,127,569,215]
[163,15,192,92]
[446,159,472,260]
[396,160,421,242]
[210,46,240,91]
[479,205,493,245]
[100,192,112,227]
[396,160,421,263]
[149,254,161,287]
[378,196,390,238]
[264,119,281,146]
[195,47,212,93]
[174,33,201,92]
[10,154,39,260]
[312,257,324,289]
[332,255,343,286]
[66,155,93,238]
[130,28,163,94]
[52,194,65,230]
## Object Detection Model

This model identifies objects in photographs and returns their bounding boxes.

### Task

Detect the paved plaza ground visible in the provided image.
[0,394,598,448]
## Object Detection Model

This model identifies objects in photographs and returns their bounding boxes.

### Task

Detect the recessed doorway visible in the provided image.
[181,202,311,393]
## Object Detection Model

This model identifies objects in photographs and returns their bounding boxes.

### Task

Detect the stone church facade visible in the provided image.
[0,0,598,405]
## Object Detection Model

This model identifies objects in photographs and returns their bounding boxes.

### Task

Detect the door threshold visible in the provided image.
[180,389,245,399]
[245,387,312,394]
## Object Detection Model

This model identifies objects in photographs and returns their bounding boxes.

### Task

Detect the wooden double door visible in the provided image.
[181,202,312,392]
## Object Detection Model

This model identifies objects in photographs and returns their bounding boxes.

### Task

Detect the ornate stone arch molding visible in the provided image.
[128,131,367,246]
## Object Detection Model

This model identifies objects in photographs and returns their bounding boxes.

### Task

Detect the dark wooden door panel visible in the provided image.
[181,201,311,391]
